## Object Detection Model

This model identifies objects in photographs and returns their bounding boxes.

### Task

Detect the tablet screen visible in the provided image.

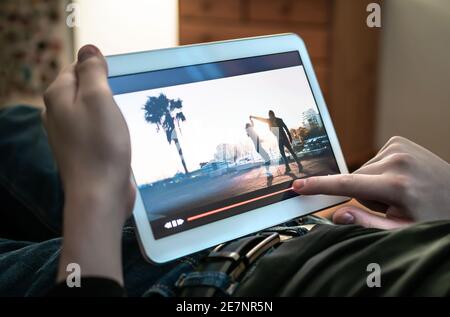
[110,51,339,239]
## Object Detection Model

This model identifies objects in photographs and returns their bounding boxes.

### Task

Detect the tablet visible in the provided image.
[107,34,349,263]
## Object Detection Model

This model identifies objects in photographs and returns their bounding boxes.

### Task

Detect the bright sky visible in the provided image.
[114,65,319,185]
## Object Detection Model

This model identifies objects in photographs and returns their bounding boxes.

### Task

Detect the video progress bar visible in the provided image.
[187,187,294,222]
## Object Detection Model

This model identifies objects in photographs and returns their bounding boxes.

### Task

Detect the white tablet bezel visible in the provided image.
[107,33,350,263]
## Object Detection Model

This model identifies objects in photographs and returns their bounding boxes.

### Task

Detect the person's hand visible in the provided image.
[43,45,134,221]
[43,45,135,285]
[293,136,450,229]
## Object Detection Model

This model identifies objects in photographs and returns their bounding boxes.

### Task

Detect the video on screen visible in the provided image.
[114,64,339,239]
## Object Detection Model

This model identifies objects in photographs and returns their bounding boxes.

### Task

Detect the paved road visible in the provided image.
[141,154,339,220]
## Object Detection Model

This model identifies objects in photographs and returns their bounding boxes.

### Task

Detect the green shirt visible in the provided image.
[236,221,450,296]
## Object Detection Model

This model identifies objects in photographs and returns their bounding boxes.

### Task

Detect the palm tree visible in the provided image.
[143,93,189,174]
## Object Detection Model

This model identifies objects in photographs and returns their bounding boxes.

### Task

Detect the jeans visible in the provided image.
[0,105,330,297]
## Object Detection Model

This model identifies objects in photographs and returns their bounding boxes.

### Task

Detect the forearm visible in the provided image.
[42,45,134,290]
[57,188,125,286]
[250,116,268,123]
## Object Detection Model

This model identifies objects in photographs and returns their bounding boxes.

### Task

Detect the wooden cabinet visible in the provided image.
[179,0,380,170]
[179,0,242,20]
[247,0,330,24]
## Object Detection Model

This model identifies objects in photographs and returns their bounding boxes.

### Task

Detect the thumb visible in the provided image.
[75,44,109,93]
[332,206,410,230]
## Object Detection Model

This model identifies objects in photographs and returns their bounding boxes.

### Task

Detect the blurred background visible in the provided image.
[1,0,449,170]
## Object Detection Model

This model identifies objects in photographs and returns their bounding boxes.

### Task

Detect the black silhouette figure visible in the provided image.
[250,110,303,174]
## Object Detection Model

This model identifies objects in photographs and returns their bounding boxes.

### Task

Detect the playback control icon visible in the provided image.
[164,219,184,230]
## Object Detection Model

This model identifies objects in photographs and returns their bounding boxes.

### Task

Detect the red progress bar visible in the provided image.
[187,187,294,222]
